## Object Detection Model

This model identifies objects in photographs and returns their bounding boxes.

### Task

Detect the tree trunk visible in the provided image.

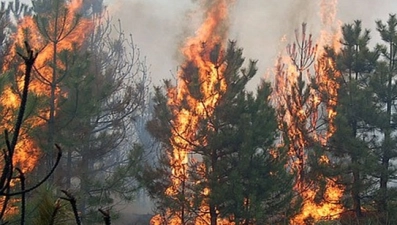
[210,149,218,225]
[379,155,389,213]
[379,41,393,213]
[351,117,362,217]
[351,155,362,217]
[65,149,72,189]
[78,152,89,217]
[209,202,217,225]
[379,125,391,213]
[180,174,185,225]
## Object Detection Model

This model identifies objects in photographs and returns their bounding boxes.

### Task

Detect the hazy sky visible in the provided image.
[14,0,397,87]
[106,0,397,89]
[11,0,396,217]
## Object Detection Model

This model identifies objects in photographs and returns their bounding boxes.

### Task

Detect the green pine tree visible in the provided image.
[210,80,295,224]
[330,20,379,218]
[371,13,397,221]
[139,41,295,224]
[0,0,147,223]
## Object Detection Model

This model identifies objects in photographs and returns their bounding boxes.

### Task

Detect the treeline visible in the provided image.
[0,0,149,224]
[2,0,397,225]
[137,15,397,225]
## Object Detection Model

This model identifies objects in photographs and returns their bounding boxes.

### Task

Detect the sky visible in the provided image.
[106,0,397,90]
[106,0,397,217]
[11,0,397,218]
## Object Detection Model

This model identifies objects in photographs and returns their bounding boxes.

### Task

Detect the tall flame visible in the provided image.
[152,0,232,224]
[1,0,92,173]
[273,0,344,224]
[0,0,92,216]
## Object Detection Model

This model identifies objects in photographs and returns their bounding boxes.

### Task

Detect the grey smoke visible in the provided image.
[108,0,396,88]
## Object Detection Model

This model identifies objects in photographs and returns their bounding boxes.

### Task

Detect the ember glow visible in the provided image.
[273,0,344,223]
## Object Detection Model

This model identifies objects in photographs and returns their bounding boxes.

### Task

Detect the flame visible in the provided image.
[273,0,344,224]
[152,0,234,224]
[292,182,344,224]
[2,0,91,172]
[0,0,92,215]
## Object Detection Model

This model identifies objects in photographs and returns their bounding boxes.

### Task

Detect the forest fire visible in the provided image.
[0,0,92,217]
[1,0,92,173]
[273,0,345,224]
[151,0,232,224]
[149,0,348,224]
[4,0,395,224]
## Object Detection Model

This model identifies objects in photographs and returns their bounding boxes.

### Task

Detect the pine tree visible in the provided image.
[0,0,147,222]
[47,1,147,221]
[30,0,86,171]
[274,23,318,192]
[139,41,294,224]
[210,80,294,224]
[372,13,397,219]
[330,20,379,218]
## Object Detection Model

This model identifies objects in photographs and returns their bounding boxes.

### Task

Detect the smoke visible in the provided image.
[107,0,394,87]
[106,0,194,84]
[106,0,396,212]
[228,0,320,88]
[11,0,396,87]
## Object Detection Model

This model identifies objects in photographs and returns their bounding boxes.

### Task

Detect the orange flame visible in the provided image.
[0,0,92,215]
[294,0,344,223]
[1,0,92,173]
[273,0,344,224]
[152,1,234,224]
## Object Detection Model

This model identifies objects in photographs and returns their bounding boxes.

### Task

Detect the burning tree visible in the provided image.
[140,40,295,225]
[274,23,318,193]
[273,22,345,223]
[0,0,147,222]
[0,1,38,185]
[137,1,296,224]
[52,8,147,221]
[274,13,397,224]
[0,38,65,224]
